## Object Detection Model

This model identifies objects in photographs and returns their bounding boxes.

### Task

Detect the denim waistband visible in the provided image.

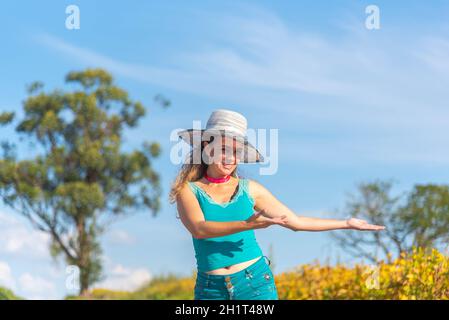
[196,255,271,280]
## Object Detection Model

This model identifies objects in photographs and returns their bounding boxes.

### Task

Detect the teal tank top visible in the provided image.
[188,178,263,272]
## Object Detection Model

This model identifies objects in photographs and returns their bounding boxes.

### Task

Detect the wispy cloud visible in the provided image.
[415,37,449,74]
[94,263,152,292]
[34,11,449,114]
[34,6,449,166]
[106,229,136,245]
[34,33,207,95]
[18,273,58,300]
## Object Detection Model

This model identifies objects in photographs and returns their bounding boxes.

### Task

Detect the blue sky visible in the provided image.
[1,1,449,299]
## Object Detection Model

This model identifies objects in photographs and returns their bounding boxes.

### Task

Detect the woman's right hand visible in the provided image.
[245,209,289,229]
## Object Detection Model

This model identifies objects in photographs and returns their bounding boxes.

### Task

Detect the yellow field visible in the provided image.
[70,247,448,300]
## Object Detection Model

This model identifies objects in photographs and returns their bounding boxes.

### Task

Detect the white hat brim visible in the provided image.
[177,128,264,163]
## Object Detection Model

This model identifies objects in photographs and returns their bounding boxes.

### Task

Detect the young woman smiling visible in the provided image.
[170,109,385,300]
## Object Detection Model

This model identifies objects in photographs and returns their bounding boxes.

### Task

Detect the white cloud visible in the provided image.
[18,273,58,300]
[0,261,59,300]
[33,11,447,103]
[0,211,64,299]
[94,264,152,292]
[34,33,198,94]
[0,261,16,291]
[0,211,51,258]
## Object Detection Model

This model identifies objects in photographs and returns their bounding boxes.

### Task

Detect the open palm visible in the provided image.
[346,218,385,231]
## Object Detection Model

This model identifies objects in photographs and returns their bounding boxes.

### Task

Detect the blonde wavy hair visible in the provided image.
[169,136,240,205]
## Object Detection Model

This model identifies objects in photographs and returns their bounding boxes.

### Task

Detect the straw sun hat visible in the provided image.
[177,109,264,163]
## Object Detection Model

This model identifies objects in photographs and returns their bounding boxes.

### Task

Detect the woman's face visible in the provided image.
[203,136,243,176]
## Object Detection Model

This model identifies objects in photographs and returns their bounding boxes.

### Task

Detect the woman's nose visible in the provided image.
[223,152,236,164]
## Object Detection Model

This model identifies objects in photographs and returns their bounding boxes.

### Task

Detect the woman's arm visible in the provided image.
[248,179,385,232]
[176,184,288,239]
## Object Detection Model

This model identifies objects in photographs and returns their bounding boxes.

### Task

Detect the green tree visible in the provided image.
[330,180,449,263]
[400,184,449,249]
[0,68,164,295]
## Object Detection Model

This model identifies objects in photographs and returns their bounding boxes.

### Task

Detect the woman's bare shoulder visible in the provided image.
[176,182,197,203]
[246,178,266,199]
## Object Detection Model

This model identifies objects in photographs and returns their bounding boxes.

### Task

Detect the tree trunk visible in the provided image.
[77,216,90,297]
[79,267,90,297]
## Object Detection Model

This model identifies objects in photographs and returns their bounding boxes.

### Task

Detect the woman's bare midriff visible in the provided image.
[205,256,262,275]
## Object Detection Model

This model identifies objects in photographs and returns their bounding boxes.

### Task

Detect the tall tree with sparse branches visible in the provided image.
[330,180,449,264]
[0,68,165,295]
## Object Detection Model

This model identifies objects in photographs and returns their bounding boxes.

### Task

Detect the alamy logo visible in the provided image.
[364,265,380,290]
[365,5,380,30]
[65,265,80,291]
[170,122,279,175]
[65,5,80,30]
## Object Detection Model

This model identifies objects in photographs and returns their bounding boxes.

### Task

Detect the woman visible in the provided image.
[169,109,385,300]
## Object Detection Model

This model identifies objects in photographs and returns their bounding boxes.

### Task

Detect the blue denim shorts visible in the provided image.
[194,255,278,300]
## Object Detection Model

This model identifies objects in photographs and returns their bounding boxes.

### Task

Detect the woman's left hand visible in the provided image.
[346,218,386,231]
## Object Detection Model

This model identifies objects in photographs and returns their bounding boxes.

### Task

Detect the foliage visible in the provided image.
[68,273,196,300]
[0,287,23,300]
[0,68,165,295]
[277,247,449,299]
[68,247,449,300]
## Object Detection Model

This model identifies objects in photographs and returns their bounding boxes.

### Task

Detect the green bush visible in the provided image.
[0,287,22,300]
